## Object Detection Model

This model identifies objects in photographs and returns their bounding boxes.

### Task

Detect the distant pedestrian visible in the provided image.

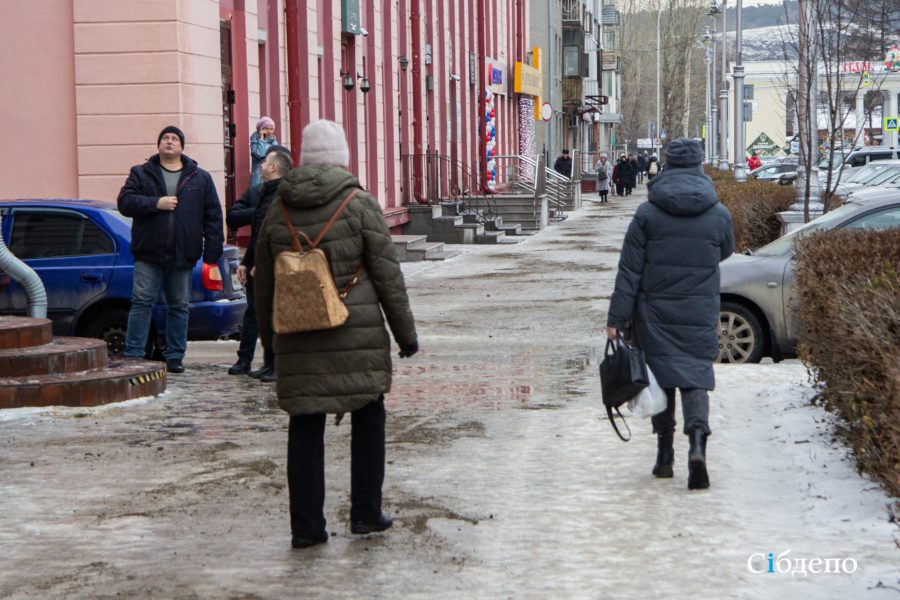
[636,152,648,184]
[254,120,419,549]
[553,149,573,178]
[606,137,734,490]
[747,151,762,171]
[225,145,292,382]
[612,156,624,196]
[250,117,278,187]
[117,126,224,373]
[619,155,636,196]
[594,154,611,203]
[647,155,660,180]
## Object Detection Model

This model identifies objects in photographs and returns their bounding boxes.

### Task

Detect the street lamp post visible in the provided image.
[703,28,712,163]
[656,6,664,156]
[733,0,747,181]
[713,1,729,171]
[708,9,719,165]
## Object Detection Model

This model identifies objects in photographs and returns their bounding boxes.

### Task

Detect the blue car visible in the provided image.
[0,198,246,357]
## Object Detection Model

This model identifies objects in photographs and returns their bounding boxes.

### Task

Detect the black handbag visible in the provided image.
[600,333,650,441]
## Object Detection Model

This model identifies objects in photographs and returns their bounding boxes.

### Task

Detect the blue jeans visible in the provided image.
[124,261,192,360]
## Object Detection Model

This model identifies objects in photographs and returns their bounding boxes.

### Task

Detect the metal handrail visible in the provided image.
[493,154,572,221]
[400,152,496,223]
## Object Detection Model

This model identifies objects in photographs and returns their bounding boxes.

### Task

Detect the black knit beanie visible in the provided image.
[157,125,185,149]
[665,137,704,167]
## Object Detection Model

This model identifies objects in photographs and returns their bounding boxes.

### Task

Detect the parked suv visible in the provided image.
[0,199,246,356]
[820,146,900,188]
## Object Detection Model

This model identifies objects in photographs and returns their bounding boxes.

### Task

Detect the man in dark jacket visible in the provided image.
[606,137,734,490]
[553,149,572,177]
[226,146,292,381]
[117,126,224,373]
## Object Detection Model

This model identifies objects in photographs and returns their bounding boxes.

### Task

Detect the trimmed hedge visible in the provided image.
[794,229,900,497]
[704,167,796,251]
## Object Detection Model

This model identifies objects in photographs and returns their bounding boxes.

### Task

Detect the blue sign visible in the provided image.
[491,67,503,84]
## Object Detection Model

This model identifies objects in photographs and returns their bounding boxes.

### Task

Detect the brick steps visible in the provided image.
[0,316,166,409]
[0,317,53,350]
[0,337,108,377]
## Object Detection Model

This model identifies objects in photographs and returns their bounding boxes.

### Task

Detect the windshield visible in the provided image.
[817,152,845,170]
[846,163,891,183]
[752,203,862,257]
[866,168,900,186]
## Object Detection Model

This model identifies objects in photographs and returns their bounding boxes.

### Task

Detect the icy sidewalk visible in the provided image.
[0,187,897,598]
[386,361,900,598]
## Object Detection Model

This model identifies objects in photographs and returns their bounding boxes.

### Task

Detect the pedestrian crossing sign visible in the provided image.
[885,117,900,132]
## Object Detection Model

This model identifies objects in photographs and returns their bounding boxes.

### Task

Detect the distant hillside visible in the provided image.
[723,1,798,30]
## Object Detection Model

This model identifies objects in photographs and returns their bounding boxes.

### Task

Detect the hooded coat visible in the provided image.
[606,165,735,390]
[253,165,417,415]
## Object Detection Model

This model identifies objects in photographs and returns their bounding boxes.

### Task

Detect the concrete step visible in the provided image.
[456,223,485,244]
[0,317,53,350]
[405,241,448,261]
[495,222,523,235]
[0,337,108,377]
[424,250,462,261]
[0,357,167,409]
[475,230,506,244]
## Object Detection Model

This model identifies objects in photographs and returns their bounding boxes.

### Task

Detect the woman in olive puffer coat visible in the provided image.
[254,120,418,549]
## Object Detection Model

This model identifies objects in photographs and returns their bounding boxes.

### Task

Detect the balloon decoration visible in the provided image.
[484,90,498,191]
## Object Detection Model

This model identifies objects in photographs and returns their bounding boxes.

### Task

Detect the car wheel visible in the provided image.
[717,301,765,364]
[82,309,129,356]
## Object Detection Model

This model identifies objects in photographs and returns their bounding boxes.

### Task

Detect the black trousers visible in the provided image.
[237,274,274,366]
[287,396,386,537]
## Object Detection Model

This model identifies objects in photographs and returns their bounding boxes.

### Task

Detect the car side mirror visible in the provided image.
[778,172,798,185]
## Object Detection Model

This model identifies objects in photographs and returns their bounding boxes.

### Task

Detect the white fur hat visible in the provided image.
[300,119,350,167]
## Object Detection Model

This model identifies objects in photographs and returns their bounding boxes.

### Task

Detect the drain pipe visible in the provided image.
[0,216,47,318]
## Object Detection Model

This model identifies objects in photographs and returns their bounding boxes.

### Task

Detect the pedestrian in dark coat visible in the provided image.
[225,145,292,381]
[553,149,573,178]
[612,157,624,196]
[117,126,223,373]
[254,119,418,549]
[618,155,636,195]
[606,137,734,490]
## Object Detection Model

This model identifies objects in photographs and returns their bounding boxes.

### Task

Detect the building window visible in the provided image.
[564,46,580,77]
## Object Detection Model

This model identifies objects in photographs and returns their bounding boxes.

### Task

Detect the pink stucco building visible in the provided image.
[1,0,531,234]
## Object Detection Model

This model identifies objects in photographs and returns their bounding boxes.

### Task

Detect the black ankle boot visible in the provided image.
[652,430,674,478]
[351,513,393,535]
[687,429,710,490]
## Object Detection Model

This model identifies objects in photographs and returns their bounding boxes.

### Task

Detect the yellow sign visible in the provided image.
[862,71,871,86]
[514,62,542,97]
[885,116,899,132]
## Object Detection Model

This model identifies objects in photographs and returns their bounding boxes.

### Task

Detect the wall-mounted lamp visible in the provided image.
[340,70,354,91]
[357,73,371,93]
[398,55,409,71]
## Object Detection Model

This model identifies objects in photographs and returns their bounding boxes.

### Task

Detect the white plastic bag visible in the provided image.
[627,366,666,418]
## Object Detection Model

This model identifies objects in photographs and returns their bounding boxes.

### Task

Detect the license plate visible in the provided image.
[231,273,243,291]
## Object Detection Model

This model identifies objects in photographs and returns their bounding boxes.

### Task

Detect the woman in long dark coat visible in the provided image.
[255,120,418,548]
[606,138,734,490]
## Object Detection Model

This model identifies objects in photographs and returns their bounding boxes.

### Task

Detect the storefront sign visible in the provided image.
[747,132,779,156]
[341,0,361,35]
[841,61,886,74]
[485,57,507,96]
[514,62,541,96]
